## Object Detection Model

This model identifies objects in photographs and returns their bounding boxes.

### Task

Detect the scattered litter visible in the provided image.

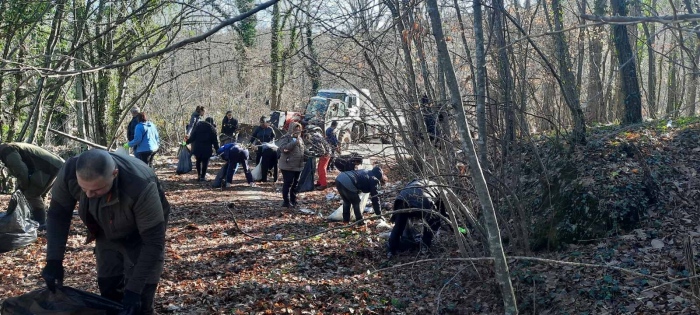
[299,208,315,214]
[166,304,181,311]
[275,234,283,240]
[651,239,664,249]
[325,193,337,201]
[376,219,392,230]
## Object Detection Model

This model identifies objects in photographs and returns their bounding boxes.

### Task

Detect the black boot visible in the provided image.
[290,192,297,207]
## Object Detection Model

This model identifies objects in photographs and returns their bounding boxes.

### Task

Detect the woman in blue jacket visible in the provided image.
[126,112,160,167]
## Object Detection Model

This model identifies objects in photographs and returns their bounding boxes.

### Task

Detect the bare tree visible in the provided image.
[425,0,518,313]
[610,0,643,124]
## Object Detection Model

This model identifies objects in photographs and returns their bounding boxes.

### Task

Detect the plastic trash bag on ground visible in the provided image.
[0,190,38,253]
[175,145,192,175]
[326,193,370,221]
[0,286,123,315]
[251,163,263,181]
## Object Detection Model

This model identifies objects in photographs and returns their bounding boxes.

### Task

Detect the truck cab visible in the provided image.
[303,89,370,147]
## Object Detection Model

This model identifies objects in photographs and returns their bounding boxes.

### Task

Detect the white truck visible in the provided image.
[303,88,390,147]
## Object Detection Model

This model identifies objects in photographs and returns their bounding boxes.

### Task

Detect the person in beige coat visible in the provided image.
[276,122,305,208]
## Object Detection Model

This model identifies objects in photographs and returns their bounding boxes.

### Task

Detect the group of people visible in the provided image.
[0,105,453,314]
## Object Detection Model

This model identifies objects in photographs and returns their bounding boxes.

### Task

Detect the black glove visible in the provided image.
[41,260,64,293]
[119,290,141,315]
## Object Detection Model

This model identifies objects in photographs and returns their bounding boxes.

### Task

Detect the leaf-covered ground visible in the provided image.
[3,121,700,314]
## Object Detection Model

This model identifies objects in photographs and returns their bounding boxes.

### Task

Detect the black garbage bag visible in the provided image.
[175,144,192,175]
[1,286,123,315]
[334,153,363,172]
[297,157,316,193]
[0,190,38,253]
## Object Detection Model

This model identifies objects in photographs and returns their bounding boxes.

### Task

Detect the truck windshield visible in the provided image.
[318,91,347,101]
[305,98,328,119]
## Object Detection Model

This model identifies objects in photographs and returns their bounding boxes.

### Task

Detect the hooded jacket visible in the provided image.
[276,122,305,172]
[0,143,64,197]
[307,131,331,157]
[186,121,219,159]
[128,121,160,153]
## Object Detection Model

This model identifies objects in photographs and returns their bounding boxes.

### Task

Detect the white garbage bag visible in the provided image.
[326,193,370,221]
[251,163,263,181]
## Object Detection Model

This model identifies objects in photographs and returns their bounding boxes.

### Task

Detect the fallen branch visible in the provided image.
[48,128,108,150]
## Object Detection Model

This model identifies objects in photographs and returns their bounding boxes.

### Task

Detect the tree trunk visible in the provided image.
[473,0,489,167]
[587,0,606,123]
[552,0,586,144]
[611,0,643,124]
[305,12,320,96]
[491,0,515,150]
[426,0,518,313]
[643,16,657,118]
[269,2,281,111]
[683,0,700,116]
[666,51,679,117]
[384,0,419,105]
[19,0,67,143]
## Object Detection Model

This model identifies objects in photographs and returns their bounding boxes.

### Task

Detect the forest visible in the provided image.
[2,0,700,313]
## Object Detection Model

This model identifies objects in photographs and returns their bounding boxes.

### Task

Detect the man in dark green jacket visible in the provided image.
[42,149,170,315]
[0,142,64,226]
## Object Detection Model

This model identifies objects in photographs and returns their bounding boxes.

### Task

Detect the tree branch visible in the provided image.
[0,0,278,78]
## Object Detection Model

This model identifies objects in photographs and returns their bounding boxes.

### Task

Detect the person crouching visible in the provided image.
[387,179,447,258]
[334,166,384,225]
[217,142,254,187]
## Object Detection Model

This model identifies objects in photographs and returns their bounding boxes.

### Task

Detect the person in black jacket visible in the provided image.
[334,166,384,225]
[186,106,205,136]
[387,179,447,258]
[249,116,276,164]
[221,111,238,139]
[127,106,140,150]
[259,143,278,183]
[186,117,219,181]
[42,149,170,315]
[216,142,254,187]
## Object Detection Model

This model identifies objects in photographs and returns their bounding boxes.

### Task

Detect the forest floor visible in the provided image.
[3,120,700,314]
